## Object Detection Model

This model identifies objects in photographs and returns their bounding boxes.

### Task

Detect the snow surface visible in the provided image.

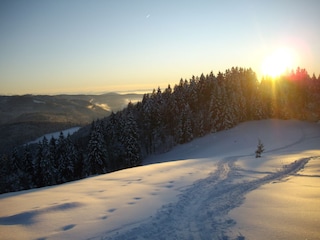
[28,127,81,144]
[32,99,46,104]
[1,119,319,240]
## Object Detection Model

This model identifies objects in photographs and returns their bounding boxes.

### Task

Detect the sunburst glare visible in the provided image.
[261,48,298,78]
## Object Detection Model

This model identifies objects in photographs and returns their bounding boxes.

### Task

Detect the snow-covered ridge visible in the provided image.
[1,119,319,240]
[28,127,81,144]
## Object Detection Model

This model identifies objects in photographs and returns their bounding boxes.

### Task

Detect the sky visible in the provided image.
[0,0,319,95]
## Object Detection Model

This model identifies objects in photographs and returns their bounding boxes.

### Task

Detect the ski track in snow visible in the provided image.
[103,156,310,240]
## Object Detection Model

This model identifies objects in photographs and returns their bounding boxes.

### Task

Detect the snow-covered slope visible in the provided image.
[0,119,319,240]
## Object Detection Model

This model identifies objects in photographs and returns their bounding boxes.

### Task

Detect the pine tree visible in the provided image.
[9,147,23,191]
[64,134,76,181]
[211,85,226,132]
[34,141,44,187]
[73,145,84,179]
[87,122,108,175]
[56,132,68,183]
[0,154,10,193]
[121,107,142,167]
[255,139,264,158]
[104,112,122,171]
[40,136,55,186]
[176,103,193,143]
[48,136,58,183]
[20,144,34,189]
[141,94,154,154]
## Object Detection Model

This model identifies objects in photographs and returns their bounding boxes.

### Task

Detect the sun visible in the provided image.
[261,48,296,78]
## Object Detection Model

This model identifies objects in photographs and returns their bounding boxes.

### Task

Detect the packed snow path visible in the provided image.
[105,157,310,240]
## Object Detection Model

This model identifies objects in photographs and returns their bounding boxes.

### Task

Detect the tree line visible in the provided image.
[1,67,319,193]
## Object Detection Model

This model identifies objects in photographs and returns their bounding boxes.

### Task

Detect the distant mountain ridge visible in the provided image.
[0,92,143,154]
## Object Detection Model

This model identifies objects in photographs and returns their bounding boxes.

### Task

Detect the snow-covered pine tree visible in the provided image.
[73,146,85,179]
[196,110,205,137]
[141,93,154,154]
[48,136,58,184]
[0,154,10,193]
[87,122,108,175]
[211,84,226,132]
[34,141,44,187]
[49,136,57,161]
[255,138,264,158]
[150,89,165,153]
[40,136,55,186]
[8,147,23,191]
[176,103,193,144]
[121,105,142,168]
[160,85,176,150]
[103,112,122,171]
[56,132,67,183]
[20,144,34,189]
[64,134,76,181]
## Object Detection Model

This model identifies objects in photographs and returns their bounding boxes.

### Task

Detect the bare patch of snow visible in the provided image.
[33,99,46,104]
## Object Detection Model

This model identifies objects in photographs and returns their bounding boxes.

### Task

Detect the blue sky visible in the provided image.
[1,0,319,94]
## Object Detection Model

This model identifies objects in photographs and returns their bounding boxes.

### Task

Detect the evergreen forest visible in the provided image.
[1,67,320,193]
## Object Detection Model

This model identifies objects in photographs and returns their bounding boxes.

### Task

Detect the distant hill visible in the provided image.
[0,92,143,154]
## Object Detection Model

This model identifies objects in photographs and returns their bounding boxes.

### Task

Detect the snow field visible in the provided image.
[0,119,319,239]
[0,158,215,240]
[229,155,320,240]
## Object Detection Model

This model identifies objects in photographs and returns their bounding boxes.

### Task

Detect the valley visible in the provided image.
[0,93,143,154]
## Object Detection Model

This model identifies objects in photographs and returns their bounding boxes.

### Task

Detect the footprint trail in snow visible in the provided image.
[104,157,309,240]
